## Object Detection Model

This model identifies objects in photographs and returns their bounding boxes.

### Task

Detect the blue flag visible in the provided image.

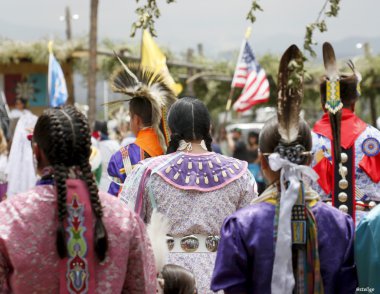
[48,53,68,107]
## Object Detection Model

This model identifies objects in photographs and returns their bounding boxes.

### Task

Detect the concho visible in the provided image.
[362,137,380,157]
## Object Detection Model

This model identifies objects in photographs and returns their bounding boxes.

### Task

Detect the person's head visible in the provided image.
[15,98,27,110]
[32,105,108,261]
[160,264,197,294]
[232,128,242,141]
[94,120,108,139]
[128,97,153,136]
[167,97,212,153]
[248,149,258,164]
[248,131,259,146]
[259,116,312,182]
[218,127,227,141]
[320,74,359,112]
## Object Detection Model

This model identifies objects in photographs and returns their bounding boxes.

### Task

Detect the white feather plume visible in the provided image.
[146,209,170,273]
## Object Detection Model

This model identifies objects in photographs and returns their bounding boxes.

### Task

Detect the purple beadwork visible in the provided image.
[156,153,248,191]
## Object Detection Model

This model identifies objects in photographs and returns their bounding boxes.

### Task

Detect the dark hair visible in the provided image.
[161,264,196,294]
[167,97,212,153]
[15,98,28,108]
[94,120,108,137]
[248,131,259,140]
[248,149,258,163]
[259,116,312,165]
[129,97,153,126]
[320,75,359,108]
[33,105,108,261]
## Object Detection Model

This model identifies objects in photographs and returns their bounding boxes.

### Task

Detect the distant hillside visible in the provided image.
[214,35,380,61]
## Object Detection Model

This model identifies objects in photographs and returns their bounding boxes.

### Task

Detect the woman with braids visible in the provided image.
[211,45,357,294]
[0,106,156,293]
[107,57,176,196]
[119,97,257,293]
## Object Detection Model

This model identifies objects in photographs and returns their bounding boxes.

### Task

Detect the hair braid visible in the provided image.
[167,97,212,153]
[167,133,182,154]
[54,163,69,258]
[204,132,213,152]
[48,112,70,258]
[69,107,108,261]
[34,106,109,261]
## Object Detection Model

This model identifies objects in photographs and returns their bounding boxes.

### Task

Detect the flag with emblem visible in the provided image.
[48,52,68,107]
[232,41,270,112]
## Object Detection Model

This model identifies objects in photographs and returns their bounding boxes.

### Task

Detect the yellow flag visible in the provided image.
[141,30,183,95]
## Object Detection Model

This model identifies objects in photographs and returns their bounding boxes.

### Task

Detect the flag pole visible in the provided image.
[223,88,235,125]
[48,40,54,55]
[223,27,252,125]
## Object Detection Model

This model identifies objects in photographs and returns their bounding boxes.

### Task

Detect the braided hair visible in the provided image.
[33,105,108,261]
[166,97,213,153]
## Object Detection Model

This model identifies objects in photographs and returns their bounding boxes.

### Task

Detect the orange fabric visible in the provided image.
[313,157,333,194]
[134,128,163,157]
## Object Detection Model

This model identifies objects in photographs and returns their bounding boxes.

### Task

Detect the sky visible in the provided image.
[1,0,379,58]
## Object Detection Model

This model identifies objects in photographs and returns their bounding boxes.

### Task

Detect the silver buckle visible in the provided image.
[205,235,220,252]
[166,234,220,252]
[180,235,199,252]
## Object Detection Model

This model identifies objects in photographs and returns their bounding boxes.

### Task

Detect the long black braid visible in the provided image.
[67,106,108,261]
[33,105,108,261]
[47,111,71,258]
[166,97,213,154]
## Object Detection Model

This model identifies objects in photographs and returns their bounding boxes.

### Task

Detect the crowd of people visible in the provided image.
[0,42,379,294]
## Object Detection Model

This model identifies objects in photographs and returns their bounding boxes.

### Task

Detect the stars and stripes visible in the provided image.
[232,41,270,112]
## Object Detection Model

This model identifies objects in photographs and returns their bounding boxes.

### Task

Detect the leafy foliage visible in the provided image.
[0,38,86,64]
[131,0,176,37]
[246,1,264,23]
[303,0,341,58]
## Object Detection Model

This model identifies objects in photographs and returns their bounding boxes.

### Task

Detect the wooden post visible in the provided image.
[65,6,72,40]
[186,48,195,96]
[364,45,378,127]
[87,0,99,128]
[369,94,377,127]
[62,62,74,104]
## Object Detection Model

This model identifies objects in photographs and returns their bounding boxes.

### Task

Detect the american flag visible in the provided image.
[232,41,270,112]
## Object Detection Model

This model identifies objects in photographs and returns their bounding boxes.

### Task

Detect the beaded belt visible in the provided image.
[355,200,380,211]
[166,234,220,253]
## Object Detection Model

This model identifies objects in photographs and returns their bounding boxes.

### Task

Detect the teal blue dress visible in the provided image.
[355,204,380,292]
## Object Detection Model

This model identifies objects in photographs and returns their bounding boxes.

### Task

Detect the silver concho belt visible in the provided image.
[166,234,220,253]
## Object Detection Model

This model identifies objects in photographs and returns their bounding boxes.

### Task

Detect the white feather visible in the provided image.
[146,209,170,272]
[115,53,140,85]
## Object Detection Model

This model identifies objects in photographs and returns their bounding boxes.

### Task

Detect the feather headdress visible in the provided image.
[109,53,177,148]
[322,42,343,164]
[277,44,304,144]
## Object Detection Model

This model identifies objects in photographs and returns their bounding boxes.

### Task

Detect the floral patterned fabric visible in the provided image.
[0,185,156,293]
[312,125,380,223]
[312,125,380,201]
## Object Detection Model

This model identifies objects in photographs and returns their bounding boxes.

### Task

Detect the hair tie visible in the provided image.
[177,140,208,152]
